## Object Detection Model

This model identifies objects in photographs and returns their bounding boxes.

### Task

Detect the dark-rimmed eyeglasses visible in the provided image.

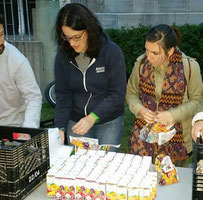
[62,30,85,42]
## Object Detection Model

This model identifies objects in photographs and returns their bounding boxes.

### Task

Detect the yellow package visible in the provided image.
[155,154,179,186]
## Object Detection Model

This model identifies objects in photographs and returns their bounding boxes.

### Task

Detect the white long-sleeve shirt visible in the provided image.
[192,112,203,126]
[0,41,42,128]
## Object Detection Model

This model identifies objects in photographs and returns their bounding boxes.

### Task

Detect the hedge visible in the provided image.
[105,24,203,78]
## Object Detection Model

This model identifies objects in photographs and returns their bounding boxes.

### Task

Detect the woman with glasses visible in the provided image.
[54,3,126,151]
[126,24,202,166]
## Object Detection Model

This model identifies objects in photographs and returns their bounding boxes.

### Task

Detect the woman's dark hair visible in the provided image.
[55,3,103,58]
[0,14,4,26]
[146,24,181,55]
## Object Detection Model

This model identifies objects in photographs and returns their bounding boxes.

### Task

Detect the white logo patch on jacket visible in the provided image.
[96,67,105,73]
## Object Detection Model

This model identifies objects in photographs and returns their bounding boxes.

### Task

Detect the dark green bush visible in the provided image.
[105,24,203,78]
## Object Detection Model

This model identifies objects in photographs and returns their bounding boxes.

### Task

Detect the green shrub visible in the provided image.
[105,24,203,78]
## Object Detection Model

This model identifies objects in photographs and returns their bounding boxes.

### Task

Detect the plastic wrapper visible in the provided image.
[70,136,98,151]
[13,132,31,140]
[70,136,120,153]
[155,154,179,186]
[140,122,176,145]
[196,159,203,174]
[98,144,120,151]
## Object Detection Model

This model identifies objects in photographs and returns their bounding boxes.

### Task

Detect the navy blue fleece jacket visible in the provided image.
[54,33,126,129]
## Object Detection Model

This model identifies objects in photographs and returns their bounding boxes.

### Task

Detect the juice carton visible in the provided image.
[70,162,85,174]
[62,176,76,200]
[141,156,152,169]
[96,175,108,200]
[106,183,117,200]
[108,160,120,170]
[50,157,66,170]
[85,175,98,200]
[54,175,70,200]
[116,175,132,200]
[145,174,157,199]
[47,169,57,198]
[87,154,101,165]
[86,149,98,156]
[47,168,75,200]
[113,153,125,163]
[128,181,141,200]
[139,183,151,200]
[132,155,142,166]
[75,166,92,199]
[103,166,118,178]
[78,166,93,179]
[105,151,116,161]
[118,162,131,171]
[75,177,86,200]
[62,162,75,174]
[77,154,90,163]
[96,150,107,157]
[59,170,79,200]
[127,167,138,175]
[106,176,120,200]
[96,157,109,168]
[123,154,134,163]
[61,169,81,200]
[116,185,127,200]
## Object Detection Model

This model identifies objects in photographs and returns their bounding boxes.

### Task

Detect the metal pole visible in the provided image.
[10,0,16,40]
[60,0,71,8]
[25,0,31,41]
[3,0,8,40]
[17,0,25,40]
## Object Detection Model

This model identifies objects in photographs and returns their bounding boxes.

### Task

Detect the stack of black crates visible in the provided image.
[193,138,203,200]
[0,126,50,200]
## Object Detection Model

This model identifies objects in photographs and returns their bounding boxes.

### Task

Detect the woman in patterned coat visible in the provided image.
[126,24,202,166]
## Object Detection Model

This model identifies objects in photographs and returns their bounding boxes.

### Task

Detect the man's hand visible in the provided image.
[192,120,203,142]
[156,111,174,127]
[138,108,156,123]
[72,114,96,135]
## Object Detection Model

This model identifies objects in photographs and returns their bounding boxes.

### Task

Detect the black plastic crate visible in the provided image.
[0,126,50,200]
[193,138,203,200]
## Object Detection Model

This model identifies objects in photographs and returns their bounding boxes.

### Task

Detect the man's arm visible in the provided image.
[16,59,42,128]
[192,112,203,142]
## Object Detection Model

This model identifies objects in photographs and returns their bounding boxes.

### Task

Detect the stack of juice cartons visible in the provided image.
[47,149,106,199]
[127,156,157,200]
[75,152,103,199]
[47,154,80,199]
[47,150,157,200]
[114,154,135,200]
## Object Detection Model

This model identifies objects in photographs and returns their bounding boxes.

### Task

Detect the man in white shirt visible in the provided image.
[0,14,42,128]
[191,112,203,142]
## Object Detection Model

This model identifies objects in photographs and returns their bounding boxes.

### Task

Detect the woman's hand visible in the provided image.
[192,120,203,142]
[138,108,156,124]
[59,129,65,144]
[72,114,96,135]
[156,111,174,126]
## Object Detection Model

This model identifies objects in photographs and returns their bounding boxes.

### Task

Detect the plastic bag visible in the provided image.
[70,136,98,150]
[155,154,179,186]
[140,122,176,145]
[70,136,121,153]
